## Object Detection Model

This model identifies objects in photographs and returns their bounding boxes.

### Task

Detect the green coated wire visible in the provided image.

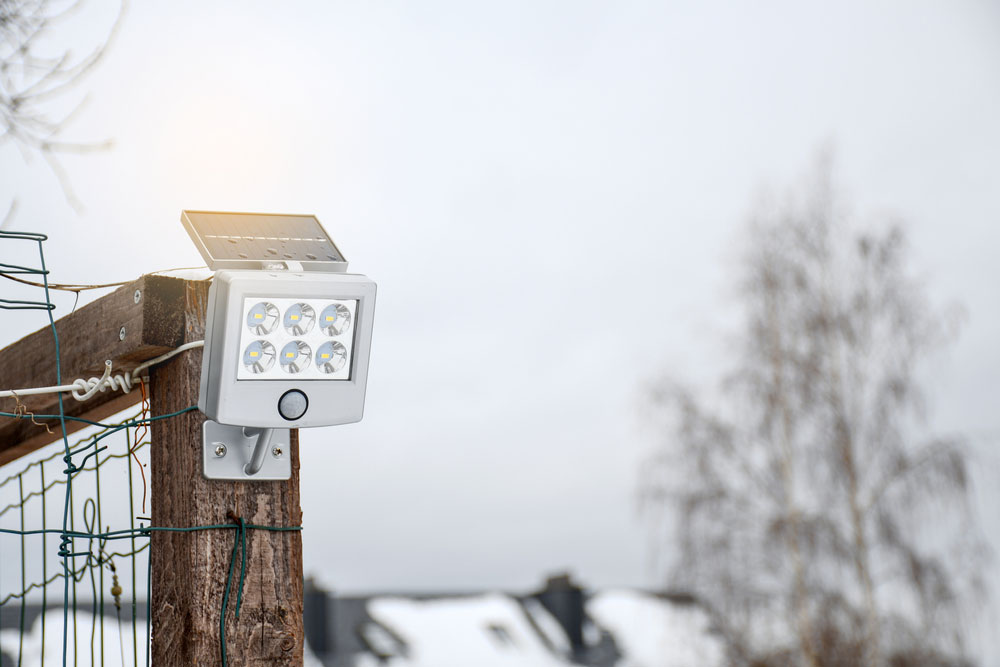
[88,547,97,667]
[220,518,244,666]
[237,519,248,617]
[0,523,301,542]
[94,453,105,664]
[40,461,47,665]
[0,416,144,489]
[69,480,78,667]
[19,473,25,667]
[145,539,150,667]
[0,412,118,429]
[0,230,57,315]
[0,440,150,520]
[127,427,139,667]
[28,230,77,667]
[0,406,199,436]
[0,558,122,606]
[3,228,73,663]
[83,498,98,666]
[0,260,49,273]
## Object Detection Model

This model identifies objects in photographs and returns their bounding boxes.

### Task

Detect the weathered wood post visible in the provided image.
[148,278,304,665]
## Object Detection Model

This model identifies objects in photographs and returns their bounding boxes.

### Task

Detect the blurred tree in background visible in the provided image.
[0,0,123,214]
[641,154,987,666]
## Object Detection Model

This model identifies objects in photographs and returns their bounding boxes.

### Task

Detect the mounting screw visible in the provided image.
[134,289,141,304]
[214,444,227,458]
[271,446,283,458]
[118,326,126,341]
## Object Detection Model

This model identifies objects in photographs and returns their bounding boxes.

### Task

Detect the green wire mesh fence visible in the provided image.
[0,410,153,666]
[1,228,153,666]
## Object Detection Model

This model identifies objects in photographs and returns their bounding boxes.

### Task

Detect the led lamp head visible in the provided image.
[183,211,377,430]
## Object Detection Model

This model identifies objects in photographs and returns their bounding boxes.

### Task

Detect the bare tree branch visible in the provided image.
[1,0,126,210]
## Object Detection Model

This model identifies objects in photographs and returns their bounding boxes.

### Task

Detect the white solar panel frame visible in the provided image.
[181,210,349,272]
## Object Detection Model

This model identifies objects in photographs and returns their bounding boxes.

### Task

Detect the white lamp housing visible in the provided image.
[199,269,376,428]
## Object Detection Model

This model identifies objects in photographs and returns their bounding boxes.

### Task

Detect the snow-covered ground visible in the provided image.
[587,590,725,667]
[0,609,325,666]
[0,609,148,666]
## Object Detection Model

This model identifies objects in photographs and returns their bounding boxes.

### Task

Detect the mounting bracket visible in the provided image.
[202,420,291,480]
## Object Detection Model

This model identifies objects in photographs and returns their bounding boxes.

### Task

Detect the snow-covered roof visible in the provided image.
[360,593,570,667]
[587,590,725,667]
[306,586,725,667]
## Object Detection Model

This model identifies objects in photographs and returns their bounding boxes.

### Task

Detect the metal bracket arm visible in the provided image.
[243,427,274,475]
[202,421,291,480]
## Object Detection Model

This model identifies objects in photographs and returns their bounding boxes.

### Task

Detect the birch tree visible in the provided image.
[641,156,986,666]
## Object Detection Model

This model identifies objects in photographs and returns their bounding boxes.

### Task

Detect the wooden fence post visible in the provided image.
[149,279,304,665]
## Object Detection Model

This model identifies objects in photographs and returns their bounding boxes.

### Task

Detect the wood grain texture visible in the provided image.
[0,275,196,465]
[150,279,304,666]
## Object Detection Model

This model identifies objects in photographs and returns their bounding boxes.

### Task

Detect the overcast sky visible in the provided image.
[2,0,999,659]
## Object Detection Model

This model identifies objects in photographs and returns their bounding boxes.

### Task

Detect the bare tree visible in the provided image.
[1,0,124,210]
[641,154,987,666]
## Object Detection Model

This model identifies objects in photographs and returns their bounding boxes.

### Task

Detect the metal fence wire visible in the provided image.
[0,227,153,666]
[0,228,300,666]
[0,409,153,666]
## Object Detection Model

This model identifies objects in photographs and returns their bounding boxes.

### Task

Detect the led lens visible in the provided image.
[283,303,316,335]
[246,302,279,335]
[242,340,275,374]
[279,340,312,374]
[319,303,353,336]
[315,341,349,374]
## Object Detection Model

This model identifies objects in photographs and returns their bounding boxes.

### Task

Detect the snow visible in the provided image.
[0,608,326,666]
[366,593,570,667]
[587,590,725,667]
[0,609,148,666]
[0,590,724,666]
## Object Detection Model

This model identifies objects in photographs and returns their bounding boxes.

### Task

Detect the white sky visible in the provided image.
[2,0,999,660]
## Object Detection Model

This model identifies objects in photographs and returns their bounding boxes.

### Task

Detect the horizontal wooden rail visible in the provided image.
[0,275,209,466]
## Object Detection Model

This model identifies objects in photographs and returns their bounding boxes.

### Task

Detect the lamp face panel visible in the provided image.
[199,270,376,428]
[237,297,358,381]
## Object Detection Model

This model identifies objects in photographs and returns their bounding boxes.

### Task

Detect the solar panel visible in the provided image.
[181,211,348,272]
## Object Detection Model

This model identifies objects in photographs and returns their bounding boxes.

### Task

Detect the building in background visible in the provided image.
[303,573,725,667]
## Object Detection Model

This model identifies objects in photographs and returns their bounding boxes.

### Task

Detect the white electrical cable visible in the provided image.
[0,341,205,402]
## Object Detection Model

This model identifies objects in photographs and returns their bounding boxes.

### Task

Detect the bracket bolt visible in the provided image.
[119,326,126,341]
[134,289,142,304]
[272,446,283,458]
[214,444,227,458]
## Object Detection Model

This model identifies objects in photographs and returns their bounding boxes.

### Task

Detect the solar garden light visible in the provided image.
[181,211,376,480]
